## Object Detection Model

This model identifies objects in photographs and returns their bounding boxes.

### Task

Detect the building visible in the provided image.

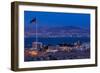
[31,42,43,50]
[46,46,58,53]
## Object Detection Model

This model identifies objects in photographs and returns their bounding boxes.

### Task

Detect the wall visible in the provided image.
[0,0,99,73]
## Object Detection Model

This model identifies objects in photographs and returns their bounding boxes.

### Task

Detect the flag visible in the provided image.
[30,17,36,24]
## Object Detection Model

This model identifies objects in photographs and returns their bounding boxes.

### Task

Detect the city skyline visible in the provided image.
[24,11,90,62]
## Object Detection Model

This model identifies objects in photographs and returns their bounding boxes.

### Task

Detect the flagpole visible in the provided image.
[30,17,37,49]
[36,18,38,49]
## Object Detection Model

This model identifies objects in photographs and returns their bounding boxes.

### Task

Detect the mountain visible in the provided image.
[24,26,90,37]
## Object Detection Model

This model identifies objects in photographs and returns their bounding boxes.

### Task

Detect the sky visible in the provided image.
[24,11,90,29]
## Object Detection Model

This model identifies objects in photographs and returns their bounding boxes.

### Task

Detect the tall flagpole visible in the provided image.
[30,17,37,49]
[36,17,38,49]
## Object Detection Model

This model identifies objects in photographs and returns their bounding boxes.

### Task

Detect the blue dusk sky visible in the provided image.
[24,11,90,29]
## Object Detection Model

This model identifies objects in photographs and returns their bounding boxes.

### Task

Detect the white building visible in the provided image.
[31,42,43,50]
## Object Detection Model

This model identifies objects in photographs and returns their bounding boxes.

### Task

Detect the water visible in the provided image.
[24,37,90,48]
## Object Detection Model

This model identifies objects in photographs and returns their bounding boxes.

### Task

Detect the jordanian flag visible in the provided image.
[30,17,36,24]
